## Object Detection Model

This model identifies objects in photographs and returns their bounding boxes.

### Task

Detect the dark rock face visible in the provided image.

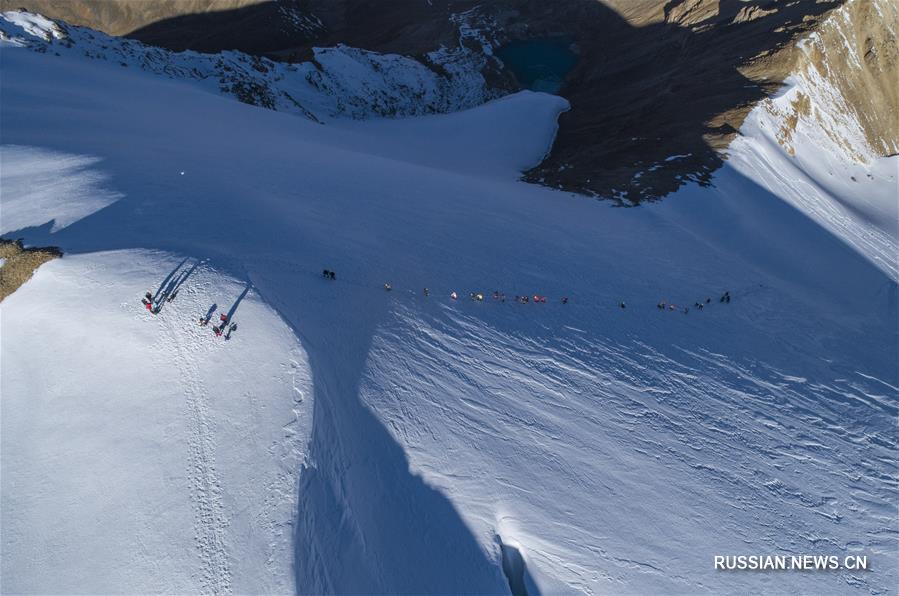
[0,0,851,202]
[520,0,848,204]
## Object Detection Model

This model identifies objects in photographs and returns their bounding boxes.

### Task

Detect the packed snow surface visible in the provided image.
[1,10,897,595]
[1,252,311,594]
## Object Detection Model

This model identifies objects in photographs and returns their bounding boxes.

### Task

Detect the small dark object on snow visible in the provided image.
[561,297,568,304]
[213,325,222,336]
[166,290,178,303]
[199,316,208,326]
[684,307,689,314]
[144,291,153,302]
[706,298,711,304]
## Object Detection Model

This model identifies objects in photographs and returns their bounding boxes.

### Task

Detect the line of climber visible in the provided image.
[324,267,732,312]
[657,290,731,314]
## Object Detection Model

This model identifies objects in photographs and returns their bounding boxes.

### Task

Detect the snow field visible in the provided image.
[0,251,312,594]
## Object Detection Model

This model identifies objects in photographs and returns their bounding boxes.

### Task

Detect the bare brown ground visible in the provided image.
[0,239,62,302]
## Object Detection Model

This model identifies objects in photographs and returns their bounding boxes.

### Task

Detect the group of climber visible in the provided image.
[141,289,177,314]
[198,309,237,339]
[140,288,237,340]
[657,291,731,314]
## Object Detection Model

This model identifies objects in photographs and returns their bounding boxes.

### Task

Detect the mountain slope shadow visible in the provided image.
[249,272,507,594]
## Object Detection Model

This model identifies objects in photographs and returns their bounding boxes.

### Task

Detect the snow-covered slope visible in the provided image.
[1,252,311,594]
[726,0,898,281]
[0,10,499,124]
[1,8,896,595]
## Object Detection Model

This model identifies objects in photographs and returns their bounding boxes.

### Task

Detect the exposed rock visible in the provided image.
[0,0,269,36]
[664,0,719,27]
[0,239,61,302]
[733,5,779,24]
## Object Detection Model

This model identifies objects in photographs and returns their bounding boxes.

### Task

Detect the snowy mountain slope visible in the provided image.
[1,9,897,595]
[0,10,498,124]
[1,251,311,594]
[724,0,898,281]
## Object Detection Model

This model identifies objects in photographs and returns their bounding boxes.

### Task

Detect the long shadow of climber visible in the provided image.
[214,282,251,339]
[155,259,201,313]
[199,303,217,326]
[153,257,188,304]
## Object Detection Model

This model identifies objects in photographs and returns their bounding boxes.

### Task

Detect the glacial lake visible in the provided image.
[496,37,577,95]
